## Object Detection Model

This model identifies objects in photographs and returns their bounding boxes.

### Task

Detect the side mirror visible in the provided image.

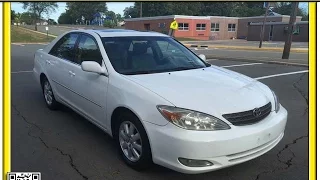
[198,54,206,61]
[81,61,105,75]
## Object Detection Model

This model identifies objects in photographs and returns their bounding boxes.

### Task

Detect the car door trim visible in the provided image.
[51,79,103,108]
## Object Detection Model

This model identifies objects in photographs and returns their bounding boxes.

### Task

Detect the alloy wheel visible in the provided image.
[119,121,143,162]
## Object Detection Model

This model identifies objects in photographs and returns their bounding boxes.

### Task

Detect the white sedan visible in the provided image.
[33,29,287,174]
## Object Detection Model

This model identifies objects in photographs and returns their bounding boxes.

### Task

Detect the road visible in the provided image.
[11,44,308,180]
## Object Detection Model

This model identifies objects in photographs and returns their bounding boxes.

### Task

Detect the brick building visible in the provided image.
[124,14,306,41]
[247,21,308,42]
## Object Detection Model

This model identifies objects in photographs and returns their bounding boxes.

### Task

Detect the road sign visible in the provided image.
[45,26,49,31]
[170,20,178,30]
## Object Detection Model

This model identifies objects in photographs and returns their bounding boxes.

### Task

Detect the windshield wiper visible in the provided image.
[168,66,203,72]
[123,70,153,75]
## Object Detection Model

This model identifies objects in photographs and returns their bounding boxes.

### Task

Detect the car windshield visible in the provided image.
[101,36,209,75]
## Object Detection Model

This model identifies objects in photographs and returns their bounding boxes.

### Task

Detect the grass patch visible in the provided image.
[11,26,55,43]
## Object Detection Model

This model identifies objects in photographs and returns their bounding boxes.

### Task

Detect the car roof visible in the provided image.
[70,29,170,38]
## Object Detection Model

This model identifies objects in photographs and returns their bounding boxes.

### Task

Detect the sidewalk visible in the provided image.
[202,50,308,67]
[206,55,308,67]
[183,44,308,53]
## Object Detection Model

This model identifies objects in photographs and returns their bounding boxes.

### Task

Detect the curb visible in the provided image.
[17,26,58,38]
[205,56,308,67]
[184,44,308,53]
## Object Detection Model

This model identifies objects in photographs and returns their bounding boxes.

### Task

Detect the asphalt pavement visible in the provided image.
[11,44,309,180]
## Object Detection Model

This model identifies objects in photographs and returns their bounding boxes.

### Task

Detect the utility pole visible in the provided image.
[259,2,269,48]
[282,2,299,59]
[140,2,142,17]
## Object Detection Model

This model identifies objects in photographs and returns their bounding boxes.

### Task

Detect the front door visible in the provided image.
[144,24,150,30]
[47,32,80,105]
[69,33,109,127]
[269,25,274,41]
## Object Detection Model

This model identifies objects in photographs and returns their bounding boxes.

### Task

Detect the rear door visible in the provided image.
[47,33,80,105]
[66,33,109,126]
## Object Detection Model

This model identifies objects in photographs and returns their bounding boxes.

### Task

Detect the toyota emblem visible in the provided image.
[252,108,262,117]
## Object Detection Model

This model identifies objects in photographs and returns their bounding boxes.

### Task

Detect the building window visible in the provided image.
[158,23,166,28]
[178,23,189,30]
[211,23,219,32]
[228,24,236,32]
[196,24,206,31]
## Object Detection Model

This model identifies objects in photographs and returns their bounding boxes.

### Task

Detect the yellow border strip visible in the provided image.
[309,2,316,180]
[0,2,316,180]
[3,2,11,179]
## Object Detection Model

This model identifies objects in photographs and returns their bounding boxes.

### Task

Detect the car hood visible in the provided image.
[126,66,274,124]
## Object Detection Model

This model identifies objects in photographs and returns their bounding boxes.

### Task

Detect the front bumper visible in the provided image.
[144,104,287,174]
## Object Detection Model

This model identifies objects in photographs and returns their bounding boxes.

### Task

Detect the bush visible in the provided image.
[103,21,116,28]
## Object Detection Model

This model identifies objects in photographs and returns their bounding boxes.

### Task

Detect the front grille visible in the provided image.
[222,102,272,126]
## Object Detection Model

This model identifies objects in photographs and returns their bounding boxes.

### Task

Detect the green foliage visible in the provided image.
[116,13,124,22]
[105,10,117,23]
[58,11,73,24]
[103,20,116,28]
[123,2,307,19]
[66,2,107,22]
[123,6,139,18]
[22,2,58,19]
[21,2,58,30]
[11,10,16,21]
[20,12,37,25]
[272,2,308,20]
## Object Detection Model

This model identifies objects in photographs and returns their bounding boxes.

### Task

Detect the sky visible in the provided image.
[11,2,308,22]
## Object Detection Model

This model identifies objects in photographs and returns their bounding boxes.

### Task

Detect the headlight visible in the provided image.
[272,91,280,113]
[157,105,230,131]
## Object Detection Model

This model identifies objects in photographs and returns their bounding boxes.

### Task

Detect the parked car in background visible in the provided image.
[33,29,287,174]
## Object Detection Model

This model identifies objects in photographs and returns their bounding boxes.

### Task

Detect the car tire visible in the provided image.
[115,111,153,170]
[41,77,59,110]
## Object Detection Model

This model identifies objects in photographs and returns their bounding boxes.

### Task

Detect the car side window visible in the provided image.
[49,33,79,61]
[75,34,103,65]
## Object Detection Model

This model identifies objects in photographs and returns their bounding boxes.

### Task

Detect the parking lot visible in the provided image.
[11,44,308,180]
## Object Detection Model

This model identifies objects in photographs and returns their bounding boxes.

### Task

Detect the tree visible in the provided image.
[14,13,22,25]
[20,12,37,25]
[66,2,107,24]
[272,2,307,18]
[105,10,117,23]
[123,6,139,18]
[11,10,17,23]
[122,2,306,18]
[48,19,57,25]
[116,13,124,22]
[302,14,308,21]
[21,2,58,30]
[58,10,73,24]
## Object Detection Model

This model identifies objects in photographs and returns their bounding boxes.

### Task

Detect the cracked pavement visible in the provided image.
[12,44,309,180]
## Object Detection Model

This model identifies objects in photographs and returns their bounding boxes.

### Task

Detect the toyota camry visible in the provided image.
[33,29,287,174]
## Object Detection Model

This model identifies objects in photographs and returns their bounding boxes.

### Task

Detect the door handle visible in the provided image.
[46,60,51,65]
[68,71,75,76]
